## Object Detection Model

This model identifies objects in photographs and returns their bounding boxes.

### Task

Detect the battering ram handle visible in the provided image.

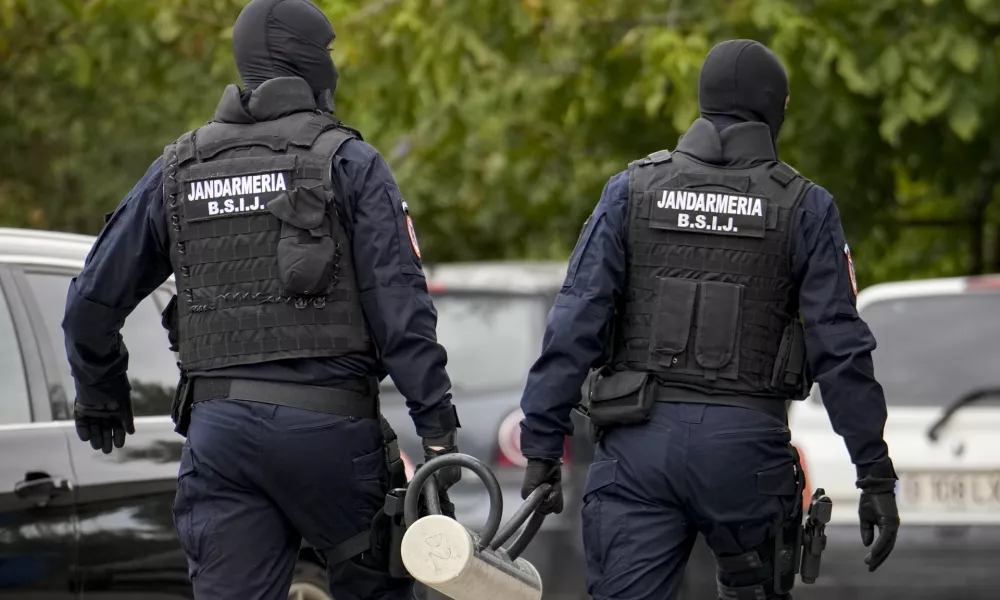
[489,483,552,560]
[402,453,504,552]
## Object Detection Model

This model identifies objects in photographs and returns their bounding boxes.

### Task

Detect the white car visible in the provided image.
[788,274,1000,598]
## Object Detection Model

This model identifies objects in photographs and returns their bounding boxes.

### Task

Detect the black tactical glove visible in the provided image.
[75,398,135,455]
[423,444,462,493]
[420,440,461,519]
[521,458,563,515]
[857,475,900,572]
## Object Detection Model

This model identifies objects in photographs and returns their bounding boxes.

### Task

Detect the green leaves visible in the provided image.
[1,0,998,282]
[948,99,982,141]
[950,36,981,73]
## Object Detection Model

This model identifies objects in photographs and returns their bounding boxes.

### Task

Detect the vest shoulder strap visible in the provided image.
[291,113,342,148]
[336,122,364,142]
[769,161,799,187]
[175,130,198,166]
[631,149,673,169]
[309,123,358,162]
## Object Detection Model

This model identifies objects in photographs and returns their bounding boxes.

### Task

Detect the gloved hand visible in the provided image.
[521,458,563,515]
[75,398,135,454]
[858,490,900,572]
[423,443,462,493]
[420,442,461,519]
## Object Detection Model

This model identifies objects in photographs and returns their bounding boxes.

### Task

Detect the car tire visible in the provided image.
[288,560,333,600]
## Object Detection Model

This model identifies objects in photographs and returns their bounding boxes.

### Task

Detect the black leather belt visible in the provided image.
[191,377,377,419]
[654,384,789,423]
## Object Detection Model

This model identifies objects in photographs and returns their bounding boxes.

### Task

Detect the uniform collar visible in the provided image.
[213,77,318,124]
[675,118,777,168]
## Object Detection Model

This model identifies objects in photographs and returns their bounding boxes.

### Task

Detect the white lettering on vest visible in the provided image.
[185,171,290,208]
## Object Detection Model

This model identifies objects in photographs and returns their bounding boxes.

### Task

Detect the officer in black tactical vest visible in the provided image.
[62,1,460,599]
[518,40,900,599]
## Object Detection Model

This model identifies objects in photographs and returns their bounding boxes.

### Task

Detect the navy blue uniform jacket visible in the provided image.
[520,168,893,478]
[63,140,456,439]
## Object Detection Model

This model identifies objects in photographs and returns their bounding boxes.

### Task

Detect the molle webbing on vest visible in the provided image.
[163,105,371,371]
[612,151,811,400]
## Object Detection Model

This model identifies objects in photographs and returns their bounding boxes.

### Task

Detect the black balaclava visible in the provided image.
[232,0,338,100]
[698,40,789,144]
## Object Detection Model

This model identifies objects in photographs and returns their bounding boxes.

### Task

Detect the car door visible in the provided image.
[0,266,77,598]
[10,266,193,599]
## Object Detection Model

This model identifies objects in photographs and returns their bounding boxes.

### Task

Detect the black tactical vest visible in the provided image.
[161,77,371,371]
[611,144,812,400]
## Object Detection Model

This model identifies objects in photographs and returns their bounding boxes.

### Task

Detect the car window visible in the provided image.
[0,281,31,424]
[23,272,178,418]
[399,293,542,393]
[861,293,1000,407]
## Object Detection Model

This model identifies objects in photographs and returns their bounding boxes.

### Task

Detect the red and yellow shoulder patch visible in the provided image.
[844,243,858,296]
[406,215,421,260]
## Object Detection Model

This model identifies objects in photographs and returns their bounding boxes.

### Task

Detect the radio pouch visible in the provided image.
[269,184,338,298]
[587,369,653,428]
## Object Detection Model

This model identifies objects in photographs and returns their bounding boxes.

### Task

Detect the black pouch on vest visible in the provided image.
[649,277,743,381]
[269,183,337,297]
[770,320,809,399]
[588,369,653,428]
[694,281,743,381]
[649,277,698,370]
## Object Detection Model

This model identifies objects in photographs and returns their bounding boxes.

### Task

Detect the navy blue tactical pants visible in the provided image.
[581,402,799,600]
[171,398,413,600]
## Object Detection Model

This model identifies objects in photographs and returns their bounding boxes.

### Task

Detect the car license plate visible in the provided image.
[898,471,1000,512]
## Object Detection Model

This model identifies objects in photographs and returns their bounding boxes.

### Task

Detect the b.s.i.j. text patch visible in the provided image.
[649,189,768,238]
[184,171,291,222]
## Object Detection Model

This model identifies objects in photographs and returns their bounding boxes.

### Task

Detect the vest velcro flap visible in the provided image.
[694,281,743,381]
[649,277,698,370]
[589,370,652,428]
[269,184,327,231]
[179,155,298,182]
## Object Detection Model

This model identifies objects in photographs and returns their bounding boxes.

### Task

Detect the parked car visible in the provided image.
[786,274,1000,600]
[0,227,201,598]
[0,229,588,599]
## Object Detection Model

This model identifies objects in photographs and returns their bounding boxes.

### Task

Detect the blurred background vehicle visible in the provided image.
[786,274,1000,600]
[0,228,199,598]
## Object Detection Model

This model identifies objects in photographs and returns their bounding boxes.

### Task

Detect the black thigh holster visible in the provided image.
[321,414,411,580]
[714,457,805,600]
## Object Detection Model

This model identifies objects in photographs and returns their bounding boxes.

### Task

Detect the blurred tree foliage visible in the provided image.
[2,0,1000,286]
